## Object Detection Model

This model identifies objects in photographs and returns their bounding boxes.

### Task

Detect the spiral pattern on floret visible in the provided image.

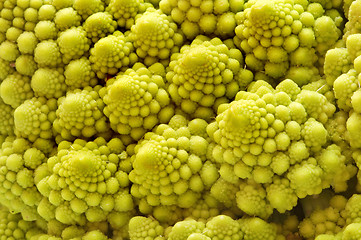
[0,57,14,81]
[34,40,62,67]
[83,12,117,43]
[167,36,247,121]
[129,8,183,66]
[0,98,14,136]
[90,32,138,79]
[73,0,105,20]
[54,7,81,31]
[102,64,174,141]
[53,86,109,140]
[14,97,57,142]
[37,137,134,226]
[0,73,34,108]
[31,67,67,99]
[64,58,98,90]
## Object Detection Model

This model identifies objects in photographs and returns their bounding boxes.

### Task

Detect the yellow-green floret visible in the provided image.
[323,48,353,86]
[0,57,14,81]
[36,137,134,227]
[0,40,20,62]
[102,63,174,141]
[53,86,110,140]
[234,0,342,83]
[15,54,37,76]
[128,216,164,240]
[34,20,58,40]
[105,0,150,29]
[54,7,81,31]
[203,215,243,239]
[168,219,205,240]
[166,36,250,121]
[31,67,67,99]
[343,0,361,39]
[239,217,277,240]
[159,0,243,40]
[129,8,184,66]
[333,69,359,111]
[206,79,352,217]
[0,137,49,221]
[73,0,105,20]
[14,97,57,142]
[34,40,62,68]
[57,26,91,64]
[64,57,98,90]
[83,12,118,43]
[89,31,138,79]
[16,31,38,55]
[0,73,34,108]
[129,115,218,221]
[0,205,44,239]
[0,98,14,136]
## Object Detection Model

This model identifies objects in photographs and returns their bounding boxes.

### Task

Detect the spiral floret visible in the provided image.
[167,36,248,121]
[106,0,150,29]
[128,216,164,240]
[34,20,58,40]
[16,31,38,55]
[333,69,359,111]
[54,7,81,31]
[129,8,184,66]
[73,0,105,20]
[57,26,91,64]
[89,32,138,79]
[323,48,353,86]
[129,115,218,219]
[53,86,110,140]
[239,217,277,240]
[0,73,34,108]
[102,64,174,141]
[36,137,134,226]
[234,0,341,83]
[0,40,20,62]
[159,0,243,40]
[0,137,48,221]
[64,57,98,90]
[31,67,67,99]
[83,12,117,43]
[14,97,57,142]
[0,98,15,136]
[34,40,63,67]
[203,215,243,239]
[207,79,347,216]
[0,57,14,81]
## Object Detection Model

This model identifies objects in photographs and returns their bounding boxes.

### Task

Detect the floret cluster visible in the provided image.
[2,0,361,239]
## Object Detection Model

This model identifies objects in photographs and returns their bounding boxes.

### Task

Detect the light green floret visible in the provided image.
[168,219,205,240]
[159,0,242,40]
[181,193,222,222]
[106,0,150,29]
[102,64,173,140]
[129,115,217,215]
[34,40,62,67]
[64,57,98,89]
[0,57,14,81]
[51,0,75,10]
[0,137,48,221]
[236,180,273,219]
[89,32,138,79]
[38,4,57,20]
[345,194,361,225]
[342,223,361,240]
[346,34,361,61]
[346,111,361,148]
[239,217,277,240]
[129,8,184,66]
[333,69,359,111]
[0,40,20,61]
[53,86,110,140]
[17,31,38,54]
[83,12,117,43]
[34,20,58,40]
[31,67,67,99]
[15,55,37,76]
[57,26,90,64]
[6,26,23,42]
[0,73,34,108]
[14,97,57,142]
[344,0,361,39]
[73,0,105,20]
[0,98,14,136]
[266,177,298,213]
[0,206,44,239]
[203,215,242,240]
[128,216,164,240]
[323,48,353,86]
[167,36,247,121]
[54,7,81,31]
[37,137,134,226]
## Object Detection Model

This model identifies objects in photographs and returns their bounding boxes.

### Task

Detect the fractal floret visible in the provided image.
[166,36,253,121]
[14,96,57,142]
[89,31,138,79]
[206,79,354,217]
[0,206,44,239]
[159,0,243,39]
[0,97,15,136]
[129,115,219,222]
[31,67,67,99]
[36,137,134,227]
[0,57,15,81]
[129,8,184,66]
[234,0,342,83]
[53,85,110,140]
[83,12,118,43]
[102,63,174,141]
[0,136,53,221]
[64,57,98,90]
